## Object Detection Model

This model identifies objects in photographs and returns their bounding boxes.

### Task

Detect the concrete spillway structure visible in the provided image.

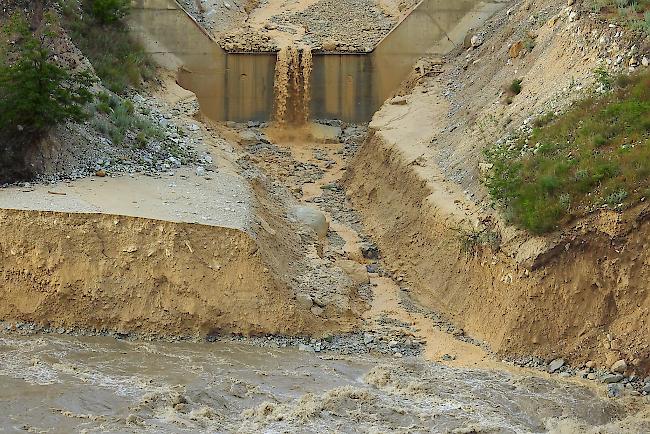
[130,0,501,122]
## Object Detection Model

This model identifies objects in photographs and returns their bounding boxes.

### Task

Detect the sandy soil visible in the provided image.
[0,169,251,230]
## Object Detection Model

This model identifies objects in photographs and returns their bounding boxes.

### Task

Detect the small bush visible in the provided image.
[509,79,523,95]
[594,66,613,91]
[454,225,501,257]
[60,0,156,94]
[90,0,130,25]
[91,94,164,146]
[605,188,628,206]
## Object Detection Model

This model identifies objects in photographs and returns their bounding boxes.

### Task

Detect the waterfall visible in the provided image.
[273,46,313,125]
[300,47,313,124]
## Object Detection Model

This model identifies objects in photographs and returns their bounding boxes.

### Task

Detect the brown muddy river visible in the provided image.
[1,333,647,433]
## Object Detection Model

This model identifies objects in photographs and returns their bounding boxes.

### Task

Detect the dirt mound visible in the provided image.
[0,208,353,337]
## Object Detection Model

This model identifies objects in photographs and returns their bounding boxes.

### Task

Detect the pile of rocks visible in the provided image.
[219,27,278,52]
[511,355,650,398]
[176,0,248,37]
[226,330,423,357]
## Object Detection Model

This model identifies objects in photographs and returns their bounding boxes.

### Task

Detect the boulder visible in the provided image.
[509,41,524,59]
[289,206,329,238]
[610,359,627,374]
[296,293,314,309]
[238,129,259,145]
[322,40,338,51]
[602,374,624,384]
[336,259,370,285]
[359,242,380,260]
[548,358,565,373]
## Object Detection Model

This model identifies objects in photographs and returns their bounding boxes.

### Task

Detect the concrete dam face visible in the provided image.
[130,0,501,123]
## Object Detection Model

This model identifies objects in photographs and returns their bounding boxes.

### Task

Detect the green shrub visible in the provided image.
[60,0,156,94]
[509,79,523,95]
[91,94,164,146]
[592,0,650,34]
[594,66,613,91]
[0,14,94,134]
[0,13,95,180]
[454,225,501,257]
[484,71,650,233]
[90,0,130,25]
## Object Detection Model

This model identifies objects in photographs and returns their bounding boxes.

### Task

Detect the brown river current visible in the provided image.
[1,332,647,433]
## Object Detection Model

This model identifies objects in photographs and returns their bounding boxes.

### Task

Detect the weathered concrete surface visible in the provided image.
[130,0,503,122]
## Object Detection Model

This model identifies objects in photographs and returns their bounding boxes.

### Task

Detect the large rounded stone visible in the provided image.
[289,206,329,238]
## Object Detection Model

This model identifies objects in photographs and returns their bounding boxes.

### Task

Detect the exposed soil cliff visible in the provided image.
[345,0,650,373]
[0,208,357,337]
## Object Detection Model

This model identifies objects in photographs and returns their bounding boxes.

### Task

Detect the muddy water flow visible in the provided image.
[273,46,313,125]
[0,333,639,432]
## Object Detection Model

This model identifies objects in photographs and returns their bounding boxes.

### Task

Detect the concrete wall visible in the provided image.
[130,0,500,122]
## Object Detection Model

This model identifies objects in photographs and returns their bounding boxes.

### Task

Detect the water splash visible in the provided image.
[273,46,313,125]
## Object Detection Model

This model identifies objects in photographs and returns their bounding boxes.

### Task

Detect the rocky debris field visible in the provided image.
[223,118,650,399]
[269,0,396,51]
[177,0,251,37]
[180,0,406,51]
[1,90,215,189]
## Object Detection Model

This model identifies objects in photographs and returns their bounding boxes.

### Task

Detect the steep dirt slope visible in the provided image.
[0,207,360,337]
[345,0,650,373]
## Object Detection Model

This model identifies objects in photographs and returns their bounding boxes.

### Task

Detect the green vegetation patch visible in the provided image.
[90,91,164,147]
[59,0,156,94]
[0,13,95,134]
[484,71,650,234]
[592,0,650,35]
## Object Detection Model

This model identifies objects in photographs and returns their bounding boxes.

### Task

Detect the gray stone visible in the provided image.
[548,358,565,373]
[366,263,379,273]
[195,166,206,177]
[363,333,374,345]
[239,130,259,145]
[311,306,324,316]
[359,242,380,260]
[298,343,314,353]
[602,374,625,384]
[607,383,623,398]
[610,359,627,374]
[296,293,313,309]
[289,206,329,238]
